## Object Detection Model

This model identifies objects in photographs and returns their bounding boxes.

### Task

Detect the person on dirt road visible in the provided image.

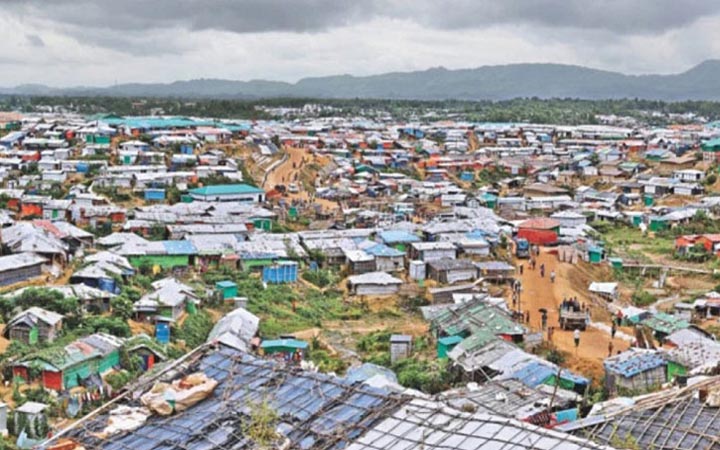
[611,322,617,339]
[541,311,548,330]
[550,270,556,283]
[519,264,524,275]
[608,340,614,357]
[540,264,545,278]
[574,328,581,348]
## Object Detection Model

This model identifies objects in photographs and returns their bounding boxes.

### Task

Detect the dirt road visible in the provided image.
[263,147,311,199]
[516,250,629,382]
[263,146,338,213]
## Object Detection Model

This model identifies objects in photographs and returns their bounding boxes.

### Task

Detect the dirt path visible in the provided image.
[0,325,9,353]
[263,146,338,213]
[263,147,310,198]
[516,250,630,382]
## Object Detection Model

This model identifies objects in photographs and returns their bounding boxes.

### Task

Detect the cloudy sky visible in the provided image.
[2,0,720,87]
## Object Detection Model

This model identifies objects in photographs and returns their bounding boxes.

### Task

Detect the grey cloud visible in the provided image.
[7,0,380,33]
[25,33,45,47]
[8,0,720,37]
[399,0,720,34]
[69,28,194,57]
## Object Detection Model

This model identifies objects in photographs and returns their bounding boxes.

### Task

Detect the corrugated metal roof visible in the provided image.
[347,398,608,450]
[0,252,46,272]
[603,349,666,378]
[55,346,407,450]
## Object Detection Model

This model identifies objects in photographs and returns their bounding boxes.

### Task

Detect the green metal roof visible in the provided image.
[702,138,720,151]
[642,312,690,335]
[261,339,308,350]
[23,344,100,371]
[457,329,498,352]
[433,302,524,338]
[189,184,265,196]
[438,335,464,346]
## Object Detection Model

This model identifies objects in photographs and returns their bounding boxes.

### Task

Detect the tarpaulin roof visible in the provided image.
[56,345,407,450]
[603,349,666,378]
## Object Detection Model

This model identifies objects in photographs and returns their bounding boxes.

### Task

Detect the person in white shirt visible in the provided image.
[574,328,581,348]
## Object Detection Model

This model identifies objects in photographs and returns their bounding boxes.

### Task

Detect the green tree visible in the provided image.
[138,260,154,276]
[148,223,167,241]
[81,316,131,337]
[111,296,134,320]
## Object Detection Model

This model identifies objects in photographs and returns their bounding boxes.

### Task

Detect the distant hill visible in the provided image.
[3,61,720,101]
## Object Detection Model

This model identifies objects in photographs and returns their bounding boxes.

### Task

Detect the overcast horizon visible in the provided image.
[2,0,720,87]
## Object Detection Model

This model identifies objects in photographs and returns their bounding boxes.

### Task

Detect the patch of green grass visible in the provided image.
[632,290,657,307]
[593,222,674,257]
[230,275,362,337]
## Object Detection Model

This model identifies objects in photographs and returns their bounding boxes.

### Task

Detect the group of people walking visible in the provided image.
[524,258,555,283]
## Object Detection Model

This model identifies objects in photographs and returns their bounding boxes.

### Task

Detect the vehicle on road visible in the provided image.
[514,237,530,258]
[559,306,589,331]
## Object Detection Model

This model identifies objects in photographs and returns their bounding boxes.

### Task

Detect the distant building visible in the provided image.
[188,184,265,203]
[604,349,666,394]
[390,334,412,363]
[3,307,63,345]
[0,253,46,287]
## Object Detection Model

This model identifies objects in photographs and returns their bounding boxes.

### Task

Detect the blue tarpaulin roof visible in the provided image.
[604,350,666,378]
[161,240,197,255]
[364,243,405,257]
[507,361,588,387]
[378,230,420,244]
[507,361,555,387]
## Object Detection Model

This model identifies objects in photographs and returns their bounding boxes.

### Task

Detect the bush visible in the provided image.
[301,269,337,288]
[111,296,134,320]
[546,349,566,365]
[588,220,615,234]
[309,349,347,374]
[356,331,392,353]
[632,290,657,307]
[82,316,132,337]
[174,310,214,348]
[392,358,451,394]
[106,370,135,391]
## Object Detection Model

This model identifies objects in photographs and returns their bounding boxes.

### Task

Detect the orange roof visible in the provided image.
[518,218,560,230]
[33,220,67,238]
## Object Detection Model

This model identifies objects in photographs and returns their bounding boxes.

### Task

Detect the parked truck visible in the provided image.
[514,237,530,258]
[559,306,589,331]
